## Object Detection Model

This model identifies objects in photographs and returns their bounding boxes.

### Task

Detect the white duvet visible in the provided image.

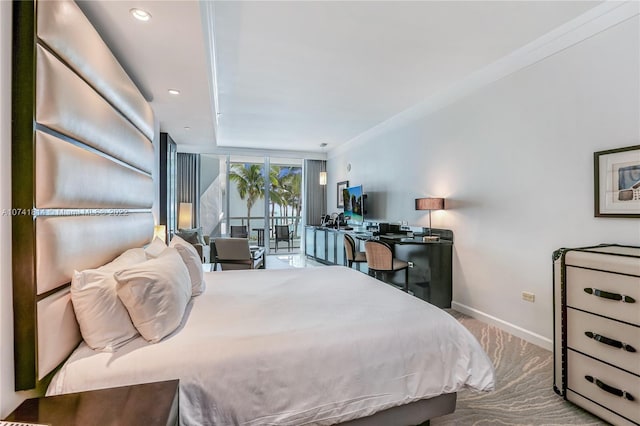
[48,266,494,425]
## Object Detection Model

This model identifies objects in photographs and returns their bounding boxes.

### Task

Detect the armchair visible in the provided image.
[173,228,210,263]
[213,238,264,271]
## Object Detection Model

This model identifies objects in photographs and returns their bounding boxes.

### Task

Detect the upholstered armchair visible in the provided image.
[173,228,211,263]
[212,238,264,270]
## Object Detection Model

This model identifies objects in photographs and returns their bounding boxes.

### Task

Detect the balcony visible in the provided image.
[225,215,302,253]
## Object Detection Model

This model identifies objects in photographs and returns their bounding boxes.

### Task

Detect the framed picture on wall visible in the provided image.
[337,180,349,208]
[594,145,640,217]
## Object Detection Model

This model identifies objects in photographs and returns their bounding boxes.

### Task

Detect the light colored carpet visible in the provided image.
[432,311,607,426]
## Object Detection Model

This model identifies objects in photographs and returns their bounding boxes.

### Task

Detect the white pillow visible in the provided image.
[110,247,147,266]
[70,247,146,351]
[115,248,192,343]
[169,235,205,296]
[145,237,168,259]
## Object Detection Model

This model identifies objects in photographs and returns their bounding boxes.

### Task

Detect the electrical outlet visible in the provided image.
[522,291,535,303]
[408,261,414,268]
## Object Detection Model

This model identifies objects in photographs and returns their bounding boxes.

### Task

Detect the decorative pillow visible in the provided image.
[70,247,146,351]
[170,235,205,296]
[115,248,192,343]
[176,228,205,246]
[145,237,168,259]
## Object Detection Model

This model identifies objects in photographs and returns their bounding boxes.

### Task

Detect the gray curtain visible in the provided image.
[304,159,326,226]
[177,153,201,228]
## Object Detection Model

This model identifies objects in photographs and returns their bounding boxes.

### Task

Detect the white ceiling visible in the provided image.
[78,1,600,155]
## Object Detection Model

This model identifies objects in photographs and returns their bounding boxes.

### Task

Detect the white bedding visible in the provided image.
[48,266,494,425]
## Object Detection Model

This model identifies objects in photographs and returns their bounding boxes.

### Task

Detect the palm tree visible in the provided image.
[284,170,302,235]
[269,166,284,223]
[228,163,266,231]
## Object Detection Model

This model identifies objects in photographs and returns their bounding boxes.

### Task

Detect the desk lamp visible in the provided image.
[415,198,445,237]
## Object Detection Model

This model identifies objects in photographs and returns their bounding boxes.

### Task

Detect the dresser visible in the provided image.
[553,245,640,426]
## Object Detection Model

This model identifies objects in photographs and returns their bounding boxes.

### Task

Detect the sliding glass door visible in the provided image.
[200,155,304,255]
[228,155,268,247]
[269,157,303,252]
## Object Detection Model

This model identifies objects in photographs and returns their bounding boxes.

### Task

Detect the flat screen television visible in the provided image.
[342,185,365,225]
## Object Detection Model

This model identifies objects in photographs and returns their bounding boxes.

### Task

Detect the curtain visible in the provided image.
[304,159,326,226]
[177,153,201,228]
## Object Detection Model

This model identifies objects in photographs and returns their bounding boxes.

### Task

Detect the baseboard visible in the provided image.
[451,301,553,351]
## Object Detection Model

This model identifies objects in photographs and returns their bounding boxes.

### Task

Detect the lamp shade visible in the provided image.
[178,202,193,229]
[319,171,327,186]
[415,197,445,210]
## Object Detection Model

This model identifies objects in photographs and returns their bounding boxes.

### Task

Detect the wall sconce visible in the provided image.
[153,225,167,243]
[415,197,445,236]
[178,202,193,229]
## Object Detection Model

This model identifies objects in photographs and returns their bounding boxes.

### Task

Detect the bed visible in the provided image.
[47,267,494,425]
[11,1,494,425]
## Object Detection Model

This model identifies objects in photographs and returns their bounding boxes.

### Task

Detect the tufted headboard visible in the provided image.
[12,0,155,390]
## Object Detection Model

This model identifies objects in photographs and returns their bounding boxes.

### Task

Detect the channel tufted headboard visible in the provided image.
[12,0,155,390]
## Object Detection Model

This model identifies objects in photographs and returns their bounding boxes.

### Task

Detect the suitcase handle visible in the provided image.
[585,375,635,401]
[585,331,637,352]
[583,288,636,303]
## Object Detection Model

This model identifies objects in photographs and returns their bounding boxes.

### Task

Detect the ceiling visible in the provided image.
[78,1,600,155]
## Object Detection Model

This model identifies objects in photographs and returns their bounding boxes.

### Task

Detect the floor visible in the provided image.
[204,253,323,271]
[264,253,324,269]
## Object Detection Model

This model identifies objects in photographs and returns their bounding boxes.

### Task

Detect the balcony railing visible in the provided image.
[226,215,303,251]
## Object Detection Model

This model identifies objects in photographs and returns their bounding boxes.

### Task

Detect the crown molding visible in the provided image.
[330,1,639,159]
[177,143,326,160]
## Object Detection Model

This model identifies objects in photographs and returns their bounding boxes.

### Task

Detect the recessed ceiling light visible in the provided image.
[184,126,191,130]
[130,8,151,22]
[168,89,180,95]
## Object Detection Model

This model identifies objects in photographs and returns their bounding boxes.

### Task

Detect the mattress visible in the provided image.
[48,266,495,425]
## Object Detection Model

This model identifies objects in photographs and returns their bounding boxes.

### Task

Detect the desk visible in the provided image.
[304,226,453,308]
[377,235,453,308]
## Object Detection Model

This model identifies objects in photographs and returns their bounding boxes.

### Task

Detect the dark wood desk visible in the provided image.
[377,235,453,308]
[305,226,454,308]
[4,380,179,426]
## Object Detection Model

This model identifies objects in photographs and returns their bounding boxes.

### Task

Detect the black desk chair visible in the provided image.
[364,240,409,292]
[230,225,248,238]
[344,234,366,271]
[274,225,293,252]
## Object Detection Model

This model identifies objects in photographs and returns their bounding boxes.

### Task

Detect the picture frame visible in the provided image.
[594,145,640,218]
[337,180,349,208]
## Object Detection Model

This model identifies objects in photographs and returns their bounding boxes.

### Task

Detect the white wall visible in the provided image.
[328,13,640,348]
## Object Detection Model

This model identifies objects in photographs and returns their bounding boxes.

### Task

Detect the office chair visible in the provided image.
[343,234,366,271]
[364,240,409,292]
